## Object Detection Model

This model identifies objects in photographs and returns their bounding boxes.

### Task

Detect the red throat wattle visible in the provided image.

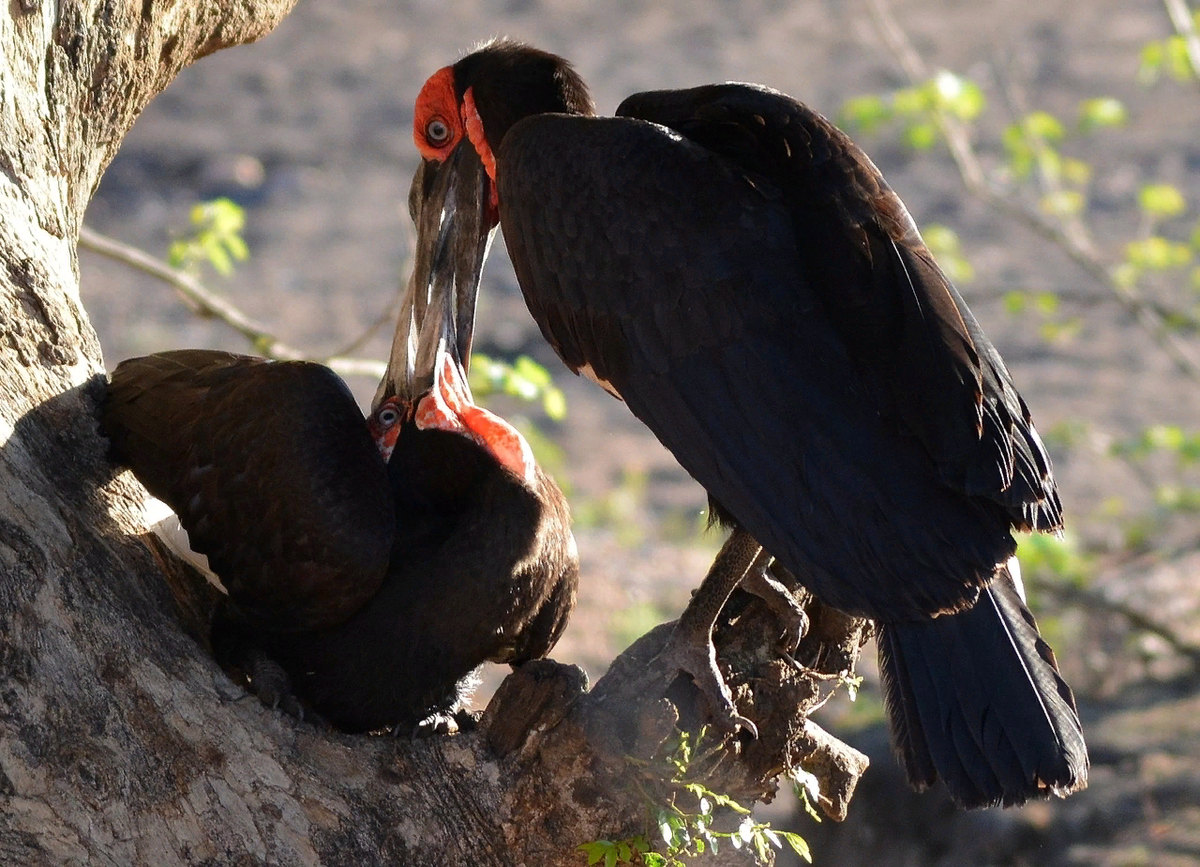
[461,87,500,225]
[373,358,535,484]
[414,353,536,486]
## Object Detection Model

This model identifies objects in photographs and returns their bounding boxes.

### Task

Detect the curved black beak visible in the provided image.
[373,143,497,412]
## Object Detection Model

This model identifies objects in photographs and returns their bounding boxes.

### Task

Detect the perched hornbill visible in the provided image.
[402,39,1087,807]
[102,246,578,734]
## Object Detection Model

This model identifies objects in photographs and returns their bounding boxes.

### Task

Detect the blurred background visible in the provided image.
[81,0,1200,864]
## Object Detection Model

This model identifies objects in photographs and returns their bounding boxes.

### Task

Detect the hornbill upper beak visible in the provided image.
[372,142,535,484]
[374,143,497,412]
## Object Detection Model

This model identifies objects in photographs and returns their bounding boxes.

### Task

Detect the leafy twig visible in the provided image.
[863,0,1200,379]
[1163,0,1200,82]
[79,224,386,380]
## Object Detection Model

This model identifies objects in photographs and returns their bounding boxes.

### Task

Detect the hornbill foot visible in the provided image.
[630,528,766,737]
[648,627,758,739]
[739,564,809,663]
[244,653,328,728]
[406,707,480,739]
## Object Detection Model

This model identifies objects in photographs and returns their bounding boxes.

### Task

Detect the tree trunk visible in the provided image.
[0,4,869,864]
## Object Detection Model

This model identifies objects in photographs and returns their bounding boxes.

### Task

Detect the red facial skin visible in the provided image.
[368,397,405,462]
[413,66,500,225]
[370,356,535,486]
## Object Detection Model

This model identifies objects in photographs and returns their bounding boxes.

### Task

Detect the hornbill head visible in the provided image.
[371,214,538,487]
[375,41,590,484]
[400,41,593,382]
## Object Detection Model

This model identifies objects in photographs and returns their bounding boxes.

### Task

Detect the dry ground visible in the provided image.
[80,1,1200,864]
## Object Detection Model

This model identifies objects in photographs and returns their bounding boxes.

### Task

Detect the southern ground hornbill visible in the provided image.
[101,247,578,734]
[404,39,1087,807]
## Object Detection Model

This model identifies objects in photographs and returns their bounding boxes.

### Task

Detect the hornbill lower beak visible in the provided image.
[374,144,497,412]
[371,143,534,484]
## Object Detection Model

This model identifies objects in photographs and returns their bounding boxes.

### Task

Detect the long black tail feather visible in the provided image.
[877,560,1088,808]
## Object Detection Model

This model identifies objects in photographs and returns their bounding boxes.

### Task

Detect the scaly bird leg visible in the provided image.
[651,527,770,736]
[739,563,809,669]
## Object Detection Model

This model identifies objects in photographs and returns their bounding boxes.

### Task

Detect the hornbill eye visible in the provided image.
[375,405,401,429]
[425,118,451,146]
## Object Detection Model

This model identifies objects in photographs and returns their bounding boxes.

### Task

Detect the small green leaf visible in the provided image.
[1004,291,1028,315]
[1147,424,1186,451]
[1126,236,1192,270]
[1040,190,1085,218]
[780,831,814,863]
[1001,124,1034,177]
[661,820,675,846]
[1112,261,1140,289]
[201,235,233,276]
[543,386,567,421]
[643,854,667,867]
[1156,485,1200,511]
[1167,35,1196,81]
[840,94,893,133]
[1139,184,1187,219]
[166,240,190,270]
[224,234,250,262]
[922,224,962,254]
[1032,292,1060,315]
[1017,532,1091,588]
[1062,157,1092,186]
[1025,110,1065,142]
[753,832,770,862]
[1002,123,1029,155]
[709,791,751,814]
[1139,40,1165,84]
[1036,148,1064,184]
[792,767,822,805]
[513,355,552,388]
[1078,97,1127,132]
[903,122,939,150]
[892,85,931,116]
[923,224,974,284]
[578,841,610,865]
[932,70,985,120]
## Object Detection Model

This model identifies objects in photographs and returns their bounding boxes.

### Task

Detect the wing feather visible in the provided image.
[103,350,394,631]
[499,114,1019,619]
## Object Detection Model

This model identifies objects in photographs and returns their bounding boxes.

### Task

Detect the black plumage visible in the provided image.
[404,40,1086,806]
[103,348,577,733]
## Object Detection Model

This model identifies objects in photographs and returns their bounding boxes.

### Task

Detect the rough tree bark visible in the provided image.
[0,4,869,865]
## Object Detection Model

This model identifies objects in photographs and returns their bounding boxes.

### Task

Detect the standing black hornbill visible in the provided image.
[402,39,1088,807]
[101,240,578,734]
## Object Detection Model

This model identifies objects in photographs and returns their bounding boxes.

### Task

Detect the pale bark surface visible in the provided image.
[0,4,868,864]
